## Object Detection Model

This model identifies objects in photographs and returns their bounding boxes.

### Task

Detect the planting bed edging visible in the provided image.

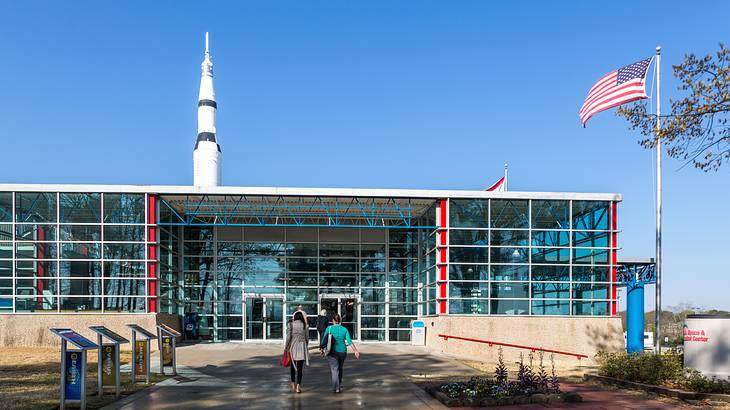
[584,374,730,403]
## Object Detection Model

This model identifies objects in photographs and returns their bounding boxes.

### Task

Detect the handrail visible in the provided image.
[438,334,589,360]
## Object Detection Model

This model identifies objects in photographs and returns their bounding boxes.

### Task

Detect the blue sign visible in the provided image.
[64,351,82,401]
[412,320,425,328]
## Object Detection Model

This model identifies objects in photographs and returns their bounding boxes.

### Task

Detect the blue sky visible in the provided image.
[0,1,728,310]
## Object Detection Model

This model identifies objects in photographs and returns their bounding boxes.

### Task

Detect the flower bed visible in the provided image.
[425,348,582,407]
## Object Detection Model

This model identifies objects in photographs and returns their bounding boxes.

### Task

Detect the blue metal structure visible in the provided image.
[158,195,439,228]
[617,260,656,353]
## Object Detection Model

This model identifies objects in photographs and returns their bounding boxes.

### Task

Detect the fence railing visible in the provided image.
[437,334,589,360]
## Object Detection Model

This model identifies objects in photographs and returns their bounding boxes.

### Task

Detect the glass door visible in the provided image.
[245,296,284,341]
[320,295,359,340]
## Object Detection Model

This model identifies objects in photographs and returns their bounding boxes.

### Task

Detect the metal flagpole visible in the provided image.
[504,163,508,191]
[654,46,662,355]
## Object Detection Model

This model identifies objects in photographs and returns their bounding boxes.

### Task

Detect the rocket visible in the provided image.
[193,32,221,186]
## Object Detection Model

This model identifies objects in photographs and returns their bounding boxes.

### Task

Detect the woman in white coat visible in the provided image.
[284,310,310,393]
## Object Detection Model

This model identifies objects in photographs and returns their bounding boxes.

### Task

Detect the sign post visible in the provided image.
[126,325,156,384]
[157,324,181,375]
[50,328,98,410]
[89,326,129,398]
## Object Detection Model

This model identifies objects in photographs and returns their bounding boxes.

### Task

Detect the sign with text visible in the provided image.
[100,344,117,386]
[161,336,174,366]
[64,351,83,401]
[134,340,148,376]
[90,326,129,344]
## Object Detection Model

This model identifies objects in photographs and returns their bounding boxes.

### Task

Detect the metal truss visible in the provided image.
[616,260,656,286]
[158,195,438,229]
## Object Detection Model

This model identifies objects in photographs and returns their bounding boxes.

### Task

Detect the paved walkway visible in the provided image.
[104,343,477,409]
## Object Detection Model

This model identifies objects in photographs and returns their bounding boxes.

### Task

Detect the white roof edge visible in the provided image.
[0,184,622,201]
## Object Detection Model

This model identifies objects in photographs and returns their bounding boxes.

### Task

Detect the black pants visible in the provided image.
[290,360,305,384]
[326,352,347,391]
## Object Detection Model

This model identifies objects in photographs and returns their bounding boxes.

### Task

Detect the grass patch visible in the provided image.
[0,347,169,410]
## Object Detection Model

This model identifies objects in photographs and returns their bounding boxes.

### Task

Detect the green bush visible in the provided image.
[596,352,730,394]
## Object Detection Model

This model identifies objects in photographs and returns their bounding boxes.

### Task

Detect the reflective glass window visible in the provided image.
[572,283,609,299]
[15,242,57,259]
[15,259,57,277]
[450,247,488,263]
[491,200,528,229]
[103,279,146,296]
[531,265,569,281]
[104,225,146,242]
[531,200,569,229]
[449,230,489,246]
[531,231,569,247]
[61,243,101,259]
[104,261,146,277]
[0,225,11,241]
[491,282,529,298]
[532,248,570,264]
[449,282,488,298]
[572,201,609,230]
[572,248,609,264]
[60,261,102,278]
[491,299,528,315]
[573,231,610,248]
[532,299,570,315]
[60,225,101,241]
[0,193,11,222]
[490,230,529,247]
[60,193,101,223]
[490,247,528,263]
[15,278,58,295]
[490,265,529,281]
[16,192,56,223]
[449,264,489,281]
[60,279,102,295]
[104,243,145,260]
[449,199,488,228]
[573,266,610,282]
[0,241,11,258]
[16,296,58,311]
[573,301,608,316]
[449,299,488,314]
[104,194,145,224]
[104,297,146,313]
[531,282,570,299]
[15,224,57,241]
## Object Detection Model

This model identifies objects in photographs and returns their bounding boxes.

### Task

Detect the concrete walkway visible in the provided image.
[104,343,477,409]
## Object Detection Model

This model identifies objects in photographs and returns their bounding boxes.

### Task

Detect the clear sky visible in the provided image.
[0,1,728,310]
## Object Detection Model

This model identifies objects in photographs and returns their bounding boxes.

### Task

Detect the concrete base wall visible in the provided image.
[423,315,624,368]
[0,313,183,351]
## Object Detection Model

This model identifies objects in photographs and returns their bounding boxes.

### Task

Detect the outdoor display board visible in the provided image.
[128,324,157,339]
[54,329,97,349]
[161,336,173,366]
[134,339,148,376]
[89,326,129,344]
[50,328,97,410]
[100,344,118,386]
[64,350,83,401]
[157,323,181,375]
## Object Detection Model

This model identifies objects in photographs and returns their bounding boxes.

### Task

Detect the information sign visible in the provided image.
[55,329,97,349]
[161,336,174,366]
[158,323,181,337]
[100,345,117,386]
[128,324,156,339]
[64,350,83,401]
[134,340,148,376]
[89,326,129,344]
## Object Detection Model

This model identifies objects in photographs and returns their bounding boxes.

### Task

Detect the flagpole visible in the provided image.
[504,163,508,191]
[654,45,662,355]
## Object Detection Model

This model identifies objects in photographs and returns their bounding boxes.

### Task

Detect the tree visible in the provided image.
[617,43,730,171]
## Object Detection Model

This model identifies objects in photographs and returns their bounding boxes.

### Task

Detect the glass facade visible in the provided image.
[0,189,618,342]
[0,192,151,313]
[447,199,616,316]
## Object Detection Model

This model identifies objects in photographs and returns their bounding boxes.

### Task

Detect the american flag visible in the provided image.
[579,57,653,126]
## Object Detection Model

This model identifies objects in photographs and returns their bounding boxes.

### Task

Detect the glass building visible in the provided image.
[0,186,619,343]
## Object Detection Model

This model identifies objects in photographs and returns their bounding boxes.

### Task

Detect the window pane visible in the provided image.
[60,193,101,223]
[572,201,609,230]
[531,231,569,247]
[490,265,528,281]
[449,299,488,314]
[450,230,488,246]
[491,200,528,229]
[491,299,528,315]
[104,243,145,260]
[532,248,570,264]
[450,248,488,263]
[104,297,146,312]
[16,192,57,223]
[574,231,610,248]
[15,278,58,295]
[449,199,488,228]
[60,261,102,278]
[15,242,57,259]
[16,296,57,312]
[490,247,528,263]
[532,299,570,315]
[105,261,146,277]
[531,282,570,299]
[15,224,57,241]
[573,301,608,316]
[60,279,102,295]
[491,282,529,298]
[449,282,488,298]
[0,193,11,222]
[104,279,146,296]
[531,200,569,229]
[532,265,569,281]
[573,266,610,282]
[104,225,146,242]
[60,225,101,241]
[572,248,609,264]
[490,230,529,247]
[572,283,609,299]
[104,194,145,224]
[449,264,488,281]
[15,259,57,277]
[61,243,101,259]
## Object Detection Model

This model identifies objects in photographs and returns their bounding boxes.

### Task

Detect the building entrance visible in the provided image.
[320,295,359,340]
[245,296,284,341]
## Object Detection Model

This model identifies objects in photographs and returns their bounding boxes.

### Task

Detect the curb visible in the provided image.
[584,374,730,403]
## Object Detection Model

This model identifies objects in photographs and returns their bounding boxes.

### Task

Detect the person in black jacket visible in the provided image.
[316,309,330,343]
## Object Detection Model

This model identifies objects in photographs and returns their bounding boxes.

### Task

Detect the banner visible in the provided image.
[101,344,117,386]
[134,340,148,376]
[161,336,173,366]
[64,350,82,401]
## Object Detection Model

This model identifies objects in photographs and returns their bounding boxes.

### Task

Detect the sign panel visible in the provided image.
[159,323,181,337]
[134,340,148,376]
[64,351,83,401]
[90,326,129,344]
[127,324,156,339]
[52,328,97,350]
[161,336,174,366]
[100,344,117,386]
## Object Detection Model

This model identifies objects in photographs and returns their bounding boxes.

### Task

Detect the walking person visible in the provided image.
[316,309,330,342]
[284,311,310,393]
[320,313,360,393]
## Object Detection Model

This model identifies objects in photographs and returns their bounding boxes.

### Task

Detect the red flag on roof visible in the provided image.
[485,176,506,192]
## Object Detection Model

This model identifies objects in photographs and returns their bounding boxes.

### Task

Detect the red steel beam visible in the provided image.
[438,334,589,360]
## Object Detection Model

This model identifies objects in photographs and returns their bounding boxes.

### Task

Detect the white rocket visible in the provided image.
[193,32,221,186]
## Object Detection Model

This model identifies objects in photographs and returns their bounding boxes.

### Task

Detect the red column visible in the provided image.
[610,201,618,316]
[437,199,448,315]
[147,194,158,313]
[36,227,45,304]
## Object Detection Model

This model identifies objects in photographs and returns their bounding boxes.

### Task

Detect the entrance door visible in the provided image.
[245,296,284,341]
[320,296,359,340]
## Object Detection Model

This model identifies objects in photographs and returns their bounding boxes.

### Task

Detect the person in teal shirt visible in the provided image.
[320,313,360,393]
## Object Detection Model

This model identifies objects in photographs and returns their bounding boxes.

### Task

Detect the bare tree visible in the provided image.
[617,43,730,171]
